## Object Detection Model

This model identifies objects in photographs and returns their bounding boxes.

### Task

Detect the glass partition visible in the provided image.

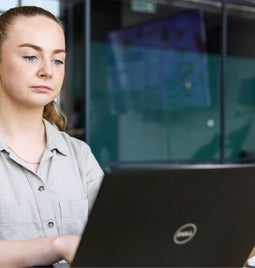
[90,0,222,166]
[225,1,255,163]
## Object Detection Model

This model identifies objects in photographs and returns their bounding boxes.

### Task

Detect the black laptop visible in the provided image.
[71,164,255,267]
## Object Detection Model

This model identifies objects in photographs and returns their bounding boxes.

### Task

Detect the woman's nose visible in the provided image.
[37,60,53,78]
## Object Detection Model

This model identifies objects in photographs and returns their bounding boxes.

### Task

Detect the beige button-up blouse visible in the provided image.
[0,119,104,240]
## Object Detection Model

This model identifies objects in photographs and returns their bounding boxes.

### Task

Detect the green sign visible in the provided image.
[131,0,157,14]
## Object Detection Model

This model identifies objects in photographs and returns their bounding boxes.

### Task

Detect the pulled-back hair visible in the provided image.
[0,6,67,131]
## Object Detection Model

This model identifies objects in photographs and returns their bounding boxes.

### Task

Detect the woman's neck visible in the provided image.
[0,104,46,161]
[0,102,44,135]
[0,114,47,174]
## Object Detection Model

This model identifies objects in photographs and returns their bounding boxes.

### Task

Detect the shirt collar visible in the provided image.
[0,135,7,152]
[43,119,69,156]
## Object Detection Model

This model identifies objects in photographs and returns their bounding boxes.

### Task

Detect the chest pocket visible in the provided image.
[59,199,88,236]
[0,203,40,240]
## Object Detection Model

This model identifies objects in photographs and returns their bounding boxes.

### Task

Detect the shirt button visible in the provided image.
[48,222,55,228]
[38,186,45,192]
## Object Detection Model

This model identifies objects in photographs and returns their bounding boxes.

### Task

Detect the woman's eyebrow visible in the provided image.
[18,43,66,54]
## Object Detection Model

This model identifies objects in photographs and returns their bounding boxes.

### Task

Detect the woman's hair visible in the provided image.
[0,6,67,131]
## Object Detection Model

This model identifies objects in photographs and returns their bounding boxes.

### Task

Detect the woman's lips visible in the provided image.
[32,86,52,93]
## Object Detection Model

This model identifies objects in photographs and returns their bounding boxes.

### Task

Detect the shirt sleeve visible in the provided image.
[86,150,104,213]
[79,142,104,213]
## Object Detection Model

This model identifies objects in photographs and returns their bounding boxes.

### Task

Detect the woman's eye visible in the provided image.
[23,55,37,61]
[52,59,64,65]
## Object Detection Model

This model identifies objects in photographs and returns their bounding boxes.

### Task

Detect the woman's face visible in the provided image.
[0,15,66,110]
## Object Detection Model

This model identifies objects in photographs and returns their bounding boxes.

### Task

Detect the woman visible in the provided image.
[0,5,104,267]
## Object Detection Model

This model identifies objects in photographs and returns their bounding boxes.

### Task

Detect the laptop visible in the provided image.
[70,164,255,267]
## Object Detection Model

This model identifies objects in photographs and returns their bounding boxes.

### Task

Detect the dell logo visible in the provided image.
[173,223,197,245]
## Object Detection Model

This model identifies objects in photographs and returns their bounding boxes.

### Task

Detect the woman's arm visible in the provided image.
[0,235,80,267]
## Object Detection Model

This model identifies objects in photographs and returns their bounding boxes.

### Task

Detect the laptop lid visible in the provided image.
[72,164,255,267]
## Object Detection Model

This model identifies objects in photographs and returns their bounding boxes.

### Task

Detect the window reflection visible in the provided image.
[90,0,221,164]
[225,4,255,163]
[106,10,210,115]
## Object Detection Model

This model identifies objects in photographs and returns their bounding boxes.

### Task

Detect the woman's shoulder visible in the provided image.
[44,119,91,153]
[61,131,91,151]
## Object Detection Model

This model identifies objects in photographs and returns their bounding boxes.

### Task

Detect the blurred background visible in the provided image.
[3,0,255,168]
